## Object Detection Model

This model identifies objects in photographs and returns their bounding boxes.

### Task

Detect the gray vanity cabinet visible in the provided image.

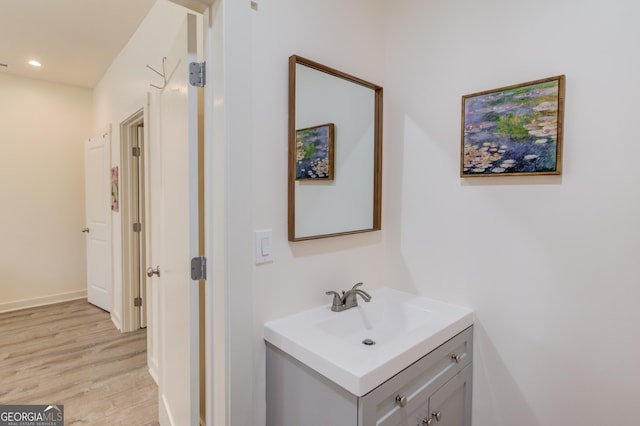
[266,326,473,426]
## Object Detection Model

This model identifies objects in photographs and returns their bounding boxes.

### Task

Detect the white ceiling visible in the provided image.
[0,0,156,88]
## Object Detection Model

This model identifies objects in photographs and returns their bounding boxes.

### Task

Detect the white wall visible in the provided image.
[383,0,640,425]
[0,74,92,312]
[236,0,387,424]
[92,0,192,329]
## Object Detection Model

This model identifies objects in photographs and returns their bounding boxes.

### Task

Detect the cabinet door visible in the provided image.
[426,364,472,426]
[360,327,473,426]
[401,403,447,426]
[378,404,429,426]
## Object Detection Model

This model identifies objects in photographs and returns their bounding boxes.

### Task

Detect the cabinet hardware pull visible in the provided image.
[432,411,442,421]
[451,353,461,363]
[395,394,407,407]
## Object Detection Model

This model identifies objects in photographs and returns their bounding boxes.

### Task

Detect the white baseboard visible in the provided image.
[0,290,88,313]
[148,365,159,385]
[159,395,172,426]
[111,311,122,331]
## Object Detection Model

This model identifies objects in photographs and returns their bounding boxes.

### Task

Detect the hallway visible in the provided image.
[0,299,158,425]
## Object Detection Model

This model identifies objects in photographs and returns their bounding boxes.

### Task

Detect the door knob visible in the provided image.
[146,266,160,277]
[81,227,90,233]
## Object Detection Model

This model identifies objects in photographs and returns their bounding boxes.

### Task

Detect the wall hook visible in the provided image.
[147,57,167,90]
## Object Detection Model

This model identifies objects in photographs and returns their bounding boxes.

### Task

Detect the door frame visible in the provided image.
[166,1,228,425]
[120,109,147,333]
[203,4,226,425]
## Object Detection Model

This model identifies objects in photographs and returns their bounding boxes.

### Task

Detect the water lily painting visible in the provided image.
[461,75,565,177]
[296,123,335,180]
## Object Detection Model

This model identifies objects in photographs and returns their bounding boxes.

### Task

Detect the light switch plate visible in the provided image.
[255,229,273,264]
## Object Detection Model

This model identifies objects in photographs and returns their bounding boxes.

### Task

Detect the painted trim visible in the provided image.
[0,290,87,314]
[119,109,146,333]
[148,366,159,385]
[111,310,122,331]
[205,2,229,425]
[168,0,212,14]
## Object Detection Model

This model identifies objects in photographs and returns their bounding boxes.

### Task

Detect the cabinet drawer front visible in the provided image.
[359,326,473,426]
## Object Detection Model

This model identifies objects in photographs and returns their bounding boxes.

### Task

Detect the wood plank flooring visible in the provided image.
[0,299,158,425]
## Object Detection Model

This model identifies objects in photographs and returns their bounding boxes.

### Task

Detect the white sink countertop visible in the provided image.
[263,287,473,396]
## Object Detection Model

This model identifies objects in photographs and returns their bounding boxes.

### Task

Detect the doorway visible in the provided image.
[120,109,147,333]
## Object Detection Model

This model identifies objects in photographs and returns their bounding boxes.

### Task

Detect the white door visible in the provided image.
[154,13,200,425]
[84,128,112,312]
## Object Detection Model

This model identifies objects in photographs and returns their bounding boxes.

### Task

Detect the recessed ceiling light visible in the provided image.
[28,60,42,67]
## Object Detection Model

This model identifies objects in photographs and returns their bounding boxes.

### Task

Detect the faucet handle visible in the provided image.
[325,291,342,302]
[351,282,364,290]
[325,291,343,311]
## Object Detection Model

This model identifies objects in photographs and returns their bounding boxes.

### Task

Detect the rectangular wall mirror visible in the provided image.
[288,55,383,241]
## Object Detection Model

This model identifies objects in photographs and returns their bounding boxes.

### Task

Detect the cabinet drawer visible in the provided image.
[359,326,473,426]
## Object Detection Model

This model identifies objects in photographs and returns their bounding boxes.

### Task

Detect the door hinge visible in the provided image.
[132,146,141,157]
[189,62,206,87]
[134,297,142,307]
[191,256,207,280]
[133,222,142,232]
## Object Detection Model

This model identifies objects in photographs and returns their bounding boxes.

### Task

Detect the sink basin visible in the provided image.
[316,294,438,345]
[264,288,473,396]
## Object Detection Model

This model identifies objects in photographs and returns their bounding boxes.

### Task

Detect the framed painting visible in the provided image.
[295,123,335,180]
[111,166,119,212]
[461,75,565,177]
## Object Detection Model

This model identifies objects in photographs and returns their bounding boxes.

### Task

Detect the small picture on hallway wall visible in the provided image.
[295,123,335,180]
[461,75,565,177]
[111,166,119,212]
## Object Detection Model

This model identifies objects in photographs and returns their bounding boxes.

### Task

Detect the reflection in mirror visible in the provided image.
[288,55,383,241]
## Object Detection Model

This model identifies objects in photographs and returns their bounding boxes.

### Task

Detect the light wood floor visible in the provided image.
[0,299,159,425]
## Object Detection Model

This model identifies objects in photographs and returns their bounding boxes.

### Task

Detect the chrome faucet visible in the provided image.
[325,282,372,312]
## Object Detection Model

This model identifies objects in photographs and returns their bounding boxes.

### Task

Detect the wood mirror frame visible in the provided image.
[288,55,383,241]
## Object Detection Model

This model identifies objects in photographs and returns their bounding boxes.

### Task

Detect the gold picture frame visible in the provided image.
[461,75,565,177]
[295,123,335,180]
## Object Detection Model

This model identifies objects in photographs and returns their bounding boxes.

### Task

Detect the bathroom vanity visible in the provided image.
[264,288,473,426]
